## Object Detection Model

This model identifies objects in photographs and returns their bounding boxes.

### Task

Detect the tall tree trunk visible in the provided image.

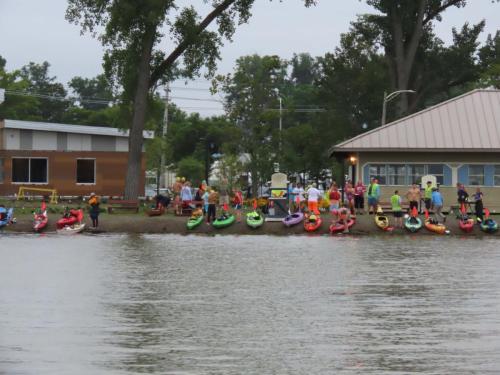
[389,0,426,118]
[124,31,155,199]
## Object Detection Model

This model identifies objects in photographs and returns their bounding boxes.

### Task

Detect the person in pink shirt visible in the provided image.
[354,180,366,215]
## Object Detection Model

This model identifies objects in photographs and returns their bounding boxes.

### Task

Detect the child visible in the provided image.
[328,184,341,213]
[202,188,210,215]
[391,190,403,228]
[88,192,100,228]
[232,187,243,223]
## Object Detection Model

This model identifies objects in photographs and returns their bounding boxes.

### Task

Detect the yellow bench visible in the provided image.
[17,187,58,204]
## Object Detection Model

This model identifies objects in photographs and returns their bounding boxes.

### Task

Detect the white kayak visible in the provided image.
[56,223,86,235]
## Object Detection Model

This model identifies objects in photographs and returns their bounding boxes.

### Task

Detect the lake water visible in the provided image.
[1,234,500,374]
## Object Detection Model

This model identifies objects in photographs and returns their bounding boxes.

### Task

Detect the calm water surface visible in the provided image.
[1,234,500,374]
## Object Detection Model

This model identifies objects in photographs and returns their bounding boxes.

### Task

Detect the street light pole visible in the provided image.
[381,89,416,125]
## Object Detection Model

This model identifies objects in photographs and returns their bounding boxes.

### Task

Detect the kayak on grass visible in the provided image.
[56,222,86,235]
[56,208,83,229]
[304,213,322,232]
[479,208,498,233]
[213,213,235,229]
[458,203,474,233]
[146,204,165,217]
[404,206,422,232]
[33,202,48,232]
[375,206,393,232]
[283,211,304,227]
[246,210,264,229]
[424,210,449,235]
[0,207,14,228]
[187,214,204,230]
[329,218,355,234]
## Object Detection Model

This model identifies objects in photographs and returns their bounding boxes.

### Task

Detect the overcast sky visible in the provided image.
[1,0,499,116]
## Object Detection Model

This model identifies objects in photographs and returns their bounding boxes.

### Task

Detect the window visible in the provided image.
[387,164,406,185]
[495,165,500,186]
[366,163,448,186]
[76,159,95,184]
[12,158,48,183]
[408,165,425,185]
[427,164,444,185]
[469,165,484,186]
[368,164,386,184]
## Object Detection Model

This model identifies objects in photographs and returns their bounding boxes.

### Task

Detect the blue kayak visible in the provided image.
[0,208,14,228]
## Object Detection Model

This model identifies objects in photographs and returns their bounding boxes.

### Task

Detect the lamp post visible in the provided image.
[381,89,416,125]
[273,88,283,152]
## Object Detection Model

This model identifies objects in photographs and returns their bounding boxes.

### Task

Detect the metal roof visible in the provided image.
[1,119,155,139]
[331,89,500,153]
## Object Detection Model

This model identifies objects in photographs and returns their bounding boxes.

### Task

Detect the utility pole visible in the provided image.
[158,83,169,194]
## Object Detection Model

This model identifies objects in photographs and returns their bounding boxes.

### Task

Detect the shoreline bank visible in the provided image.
[3,212,499,237]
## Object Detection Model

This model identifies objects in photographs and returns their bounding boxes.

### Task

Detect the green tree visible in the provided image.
[19,61,69,122]
[478,31,500,88]
[0,56,39,120]
[177,156,205,185]
[218,54,288,196]
[66,0,315,199]
[68,74,114,110]
[357,0,499,117]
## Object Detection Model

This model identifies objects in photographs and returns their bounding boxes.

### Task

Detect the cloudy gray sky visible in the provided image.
[1,0,499,115]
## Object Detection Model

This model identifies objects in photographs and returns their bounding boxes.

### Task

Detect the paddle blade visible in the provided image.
[253,199,257,210]
[223,203,228,211]
[484,208,490,218]
[41,201,46,211]
[460,203,466,215]
[424,209,429,219]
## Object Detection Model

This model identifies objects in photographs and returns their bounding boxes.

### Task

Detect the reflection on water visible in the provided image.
[1,234,500,374]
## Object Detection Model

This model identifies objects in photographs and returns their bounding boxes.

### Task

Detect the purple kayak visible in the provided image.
[283,212,304,227]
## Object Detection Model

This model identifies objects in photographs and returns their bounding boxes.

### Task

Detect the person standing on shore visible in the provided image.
[293,183,305,211]
[232,187,243,223]
[88,192,100,228]
[424,181,433,211]
[431,187,445,223]
[207,188,218,224]
[473,187,484,222]
[367,178,380,214]
[406,183,421,213]
[306,183,321,215]
[328,184,341,213]
[391,190,403,228]
[354,180,366,215]
[344,180,355,214]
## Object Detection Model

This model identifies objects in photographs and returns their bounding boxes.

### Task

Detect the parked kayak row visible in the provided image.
[0,203,86,234]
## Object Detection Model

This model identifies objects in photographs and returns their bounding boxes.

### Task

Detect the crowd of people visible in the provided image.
[148,176,487,230]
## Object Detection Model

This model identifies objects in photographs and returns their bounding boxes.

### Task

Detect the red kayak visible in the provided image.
[459,218,474,232]
[57,209,84,229]
[458,203,474,233]
[330,218,355,234]
[304,214,322,232]
[33,202,48,232]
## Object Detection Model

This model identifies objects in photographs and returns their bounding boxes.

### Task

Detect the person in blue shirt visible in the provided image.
[431,187,445,223]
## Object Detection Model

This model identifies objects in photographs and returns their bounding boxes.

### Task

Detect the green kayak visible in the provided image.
[187,215,204,230]
[213,213,235,229]
[246,211,264,229]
